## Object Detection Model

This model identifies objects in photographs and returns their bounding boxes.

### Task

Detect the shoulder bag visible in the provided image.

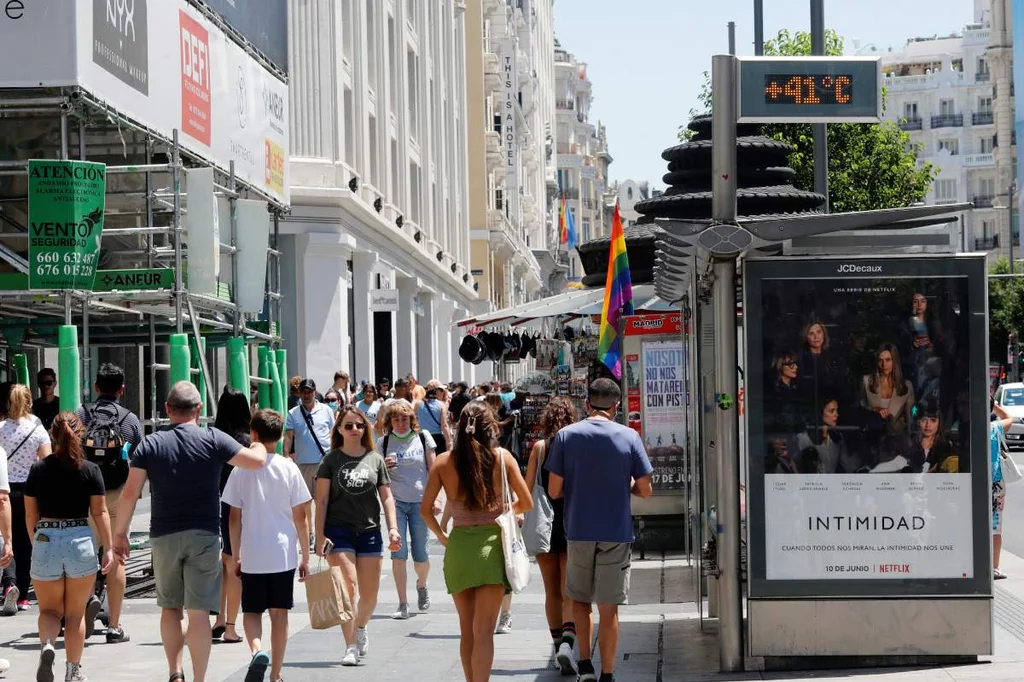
[5,423,39,462]
[521,440,554,556]
[301,405,329,459]
[997,424,1023,484]
[497,450,531,593]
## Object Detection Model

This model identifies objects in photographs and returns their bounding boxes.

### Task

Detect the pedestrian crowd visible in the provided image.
[0,366,653,682]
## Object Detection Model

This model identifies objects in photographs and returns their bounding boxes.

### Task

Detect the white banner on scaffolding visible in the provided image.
[185,168,220,296]
[235,199,271,313]
[0,0,289,205]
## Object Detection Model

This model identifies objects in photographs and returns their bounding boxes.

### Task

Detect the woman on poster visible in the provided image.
[794,398,852,474]
[911,400,958,474]
[904,291,944,403]
[797,321,842,405]
[861,343,915,436]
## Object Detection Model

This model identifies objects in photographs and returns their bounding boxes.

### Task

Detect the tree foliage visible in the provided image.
[677,29,937,211]
[988,259,1024,358]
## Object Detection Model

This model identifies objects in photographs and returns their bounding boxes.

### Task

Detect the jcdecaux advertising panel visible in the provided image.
[744,256,990,598]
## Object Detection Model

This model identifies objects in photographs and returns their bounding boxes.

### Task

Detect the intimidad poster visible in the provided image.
[743,256,990,599]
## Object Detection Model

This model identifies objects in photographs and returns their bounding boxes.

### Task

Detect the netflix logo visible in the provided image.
[179,10,211,146]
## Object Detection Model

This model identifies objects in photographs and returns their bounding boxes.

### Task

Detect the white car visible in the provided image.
[994,382,1024,449]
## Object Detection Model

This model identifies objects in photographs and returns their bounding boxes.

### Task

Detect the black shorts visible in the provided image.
[240,569,296,614]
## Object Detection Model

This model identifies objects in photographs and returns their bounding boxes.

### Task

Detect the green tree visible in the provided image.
[988,259,1024,359]
[678,29,937,211]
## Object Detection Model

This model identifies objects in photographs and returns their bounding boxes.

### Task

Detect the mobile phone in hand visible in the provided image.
[321,538,334,555]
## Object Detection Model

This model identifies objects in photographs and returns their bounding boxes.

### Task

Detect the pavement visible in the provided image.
[3,485,1024,680]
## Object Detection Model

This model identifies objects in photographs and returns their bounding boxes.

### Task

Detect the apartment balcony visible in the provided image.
[972,111,994,125]
[975,71,991,83]
[555,99,575,111]
[885,70,964,92]
[975,235,999,250]
[963,153,995,168]
[930,114,963,128]
[972,194,995,208]
[483,52,501,92]
[485,130,502,169]
[899,118,923,131]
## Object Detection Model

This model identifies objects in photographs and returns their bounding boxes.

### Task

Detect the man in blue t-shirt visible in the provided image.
[113,381,268,682]
[546,378,653,682]
[284,378,334,542]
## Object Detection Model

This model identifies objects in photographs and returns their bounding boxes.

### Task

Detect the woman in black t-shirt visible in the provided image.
[24,412,114,682]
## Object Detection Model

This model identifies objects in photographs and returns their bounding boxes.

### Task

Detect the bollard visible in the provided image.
[267,357,285,453]
[13,353,29,386]
[190,336,208,418]
[169,334,191,387]
[275,349,288,414]
[257,346,271,409]
[58,326,81,412]
[227,337,248,394]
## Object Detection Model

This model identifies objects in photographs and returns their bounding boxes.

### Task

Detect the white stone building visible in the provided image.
[283,1,480,387]
[879,0,1016,260]
[465,0,557,327]
[554,41,613,282]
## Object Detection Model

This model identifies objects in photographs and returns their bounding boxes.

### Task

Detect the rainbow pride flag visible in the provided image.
[598,204,634,379]
[559,195,568,244]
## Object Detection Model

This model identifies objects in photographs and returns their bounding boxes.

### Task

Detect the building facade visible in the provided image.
[880,0,1016,259]
[284,0,480,387]
[554,41,613,282]
[465,0,555,332]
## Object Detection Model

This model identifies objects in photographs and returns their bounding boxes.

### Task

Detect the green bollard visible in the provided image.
[169,334,191,387]
[267,358,285,453]
[227,337,248,394]
[190,337,208,419]
[257,346,271,409]
[275,349,288,415]
[58,326,81,413]
[13,354,29,386]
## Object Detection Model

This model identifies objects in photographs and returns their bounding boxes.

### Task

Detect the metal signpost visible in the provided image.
[656,53,977,671]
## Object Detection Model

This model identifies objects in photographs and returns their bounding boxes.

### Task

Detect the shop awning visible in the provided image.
[456,284,665,328]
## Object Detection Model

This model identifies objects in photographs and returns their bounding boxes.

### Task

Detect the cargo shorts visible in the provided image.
[565,540,632,605]
[151,530,222,612]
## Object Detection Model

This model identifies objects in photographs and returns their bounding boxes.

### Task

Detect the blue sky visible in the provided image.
[552,0,979,189]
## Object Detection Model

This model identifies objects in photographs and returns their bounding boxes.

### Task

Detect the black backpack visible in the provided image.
[82,401,131,489]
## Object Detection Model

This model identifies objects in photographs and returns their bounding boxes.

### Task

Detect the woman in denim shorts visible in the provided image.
[25,413,115,682]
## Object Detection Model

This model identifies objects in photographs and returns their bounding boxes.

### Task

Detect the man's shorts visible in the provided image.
[565,541,632,605]
[241,569,296,614]
[88,488,123,548]
[298,463,319,499]
[151,530,222,612]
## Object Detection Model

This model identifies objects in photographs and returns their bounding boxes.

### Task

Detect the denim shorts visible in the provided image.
[393,499,429,563]
[324,525,383,558]
[30,525,98,582]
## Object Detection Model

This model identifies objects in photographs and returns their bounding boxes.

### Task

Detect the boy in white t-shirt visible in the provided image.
[222,409,312,682]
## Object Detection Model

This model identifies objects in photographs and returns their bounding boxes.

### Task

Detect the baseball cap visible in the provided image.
[298,378,317,391]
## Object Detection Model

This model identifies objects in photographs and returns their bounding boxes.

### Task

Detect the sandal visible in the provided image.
[169,674,185,682]
[222,623,243,644]
[211,625,226,640]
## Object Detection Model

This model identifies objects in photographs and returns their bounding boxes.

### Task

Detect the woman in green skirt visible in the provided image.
[420,401,532,682]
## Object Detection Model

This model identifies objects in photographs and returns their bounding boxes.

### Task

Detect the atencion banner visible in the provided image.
[744,256,990,598]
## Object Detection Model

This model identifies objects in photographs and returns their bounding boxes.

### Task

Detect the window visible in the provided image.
[406,0,417,31]
[982,219,995,238]
[978,96,993,113]
[388,17,397,111]
[979,177,995,197]
[343,87,355,167]
[341,0,354,64]
[903,102,918,119]
[367,4,377,90]
[935,179,958,201]
[407,49,419,138]
[368,115,379,186]
[937,138,959,155]
[978,56,989,75]
[390,139,399,201]
[409,162,421,223]
[939,99,955,116]
[981,136,994,153]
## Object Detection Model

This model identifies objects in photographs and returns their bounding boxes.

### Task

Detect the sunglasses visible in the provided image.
[40,380,55,387]
[341,422,366,431]
[325,398,340,404]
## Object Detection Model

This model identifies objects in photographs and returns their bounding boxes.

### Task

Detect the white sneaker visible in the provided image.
[65,662,88,682]
[495,612,512,634]
[356,627,369,656]
[556,641,578,675]
[392,603,409,620]
[341,645,360,666]
[0,656,9,676]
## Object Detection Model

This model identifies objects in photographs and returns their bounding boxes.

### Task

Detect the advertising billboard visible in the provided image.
[0,0,289,205]
[744,256,990,598]
[203,0,288,73]
[623,314,689,494]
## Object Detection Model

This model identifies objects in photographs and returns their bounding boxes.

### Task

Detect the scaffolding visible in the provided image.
[0,87,287,429]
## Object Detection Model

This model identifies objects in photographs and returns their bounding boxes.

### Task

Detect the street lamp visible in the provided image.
[993,179,1016,269]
